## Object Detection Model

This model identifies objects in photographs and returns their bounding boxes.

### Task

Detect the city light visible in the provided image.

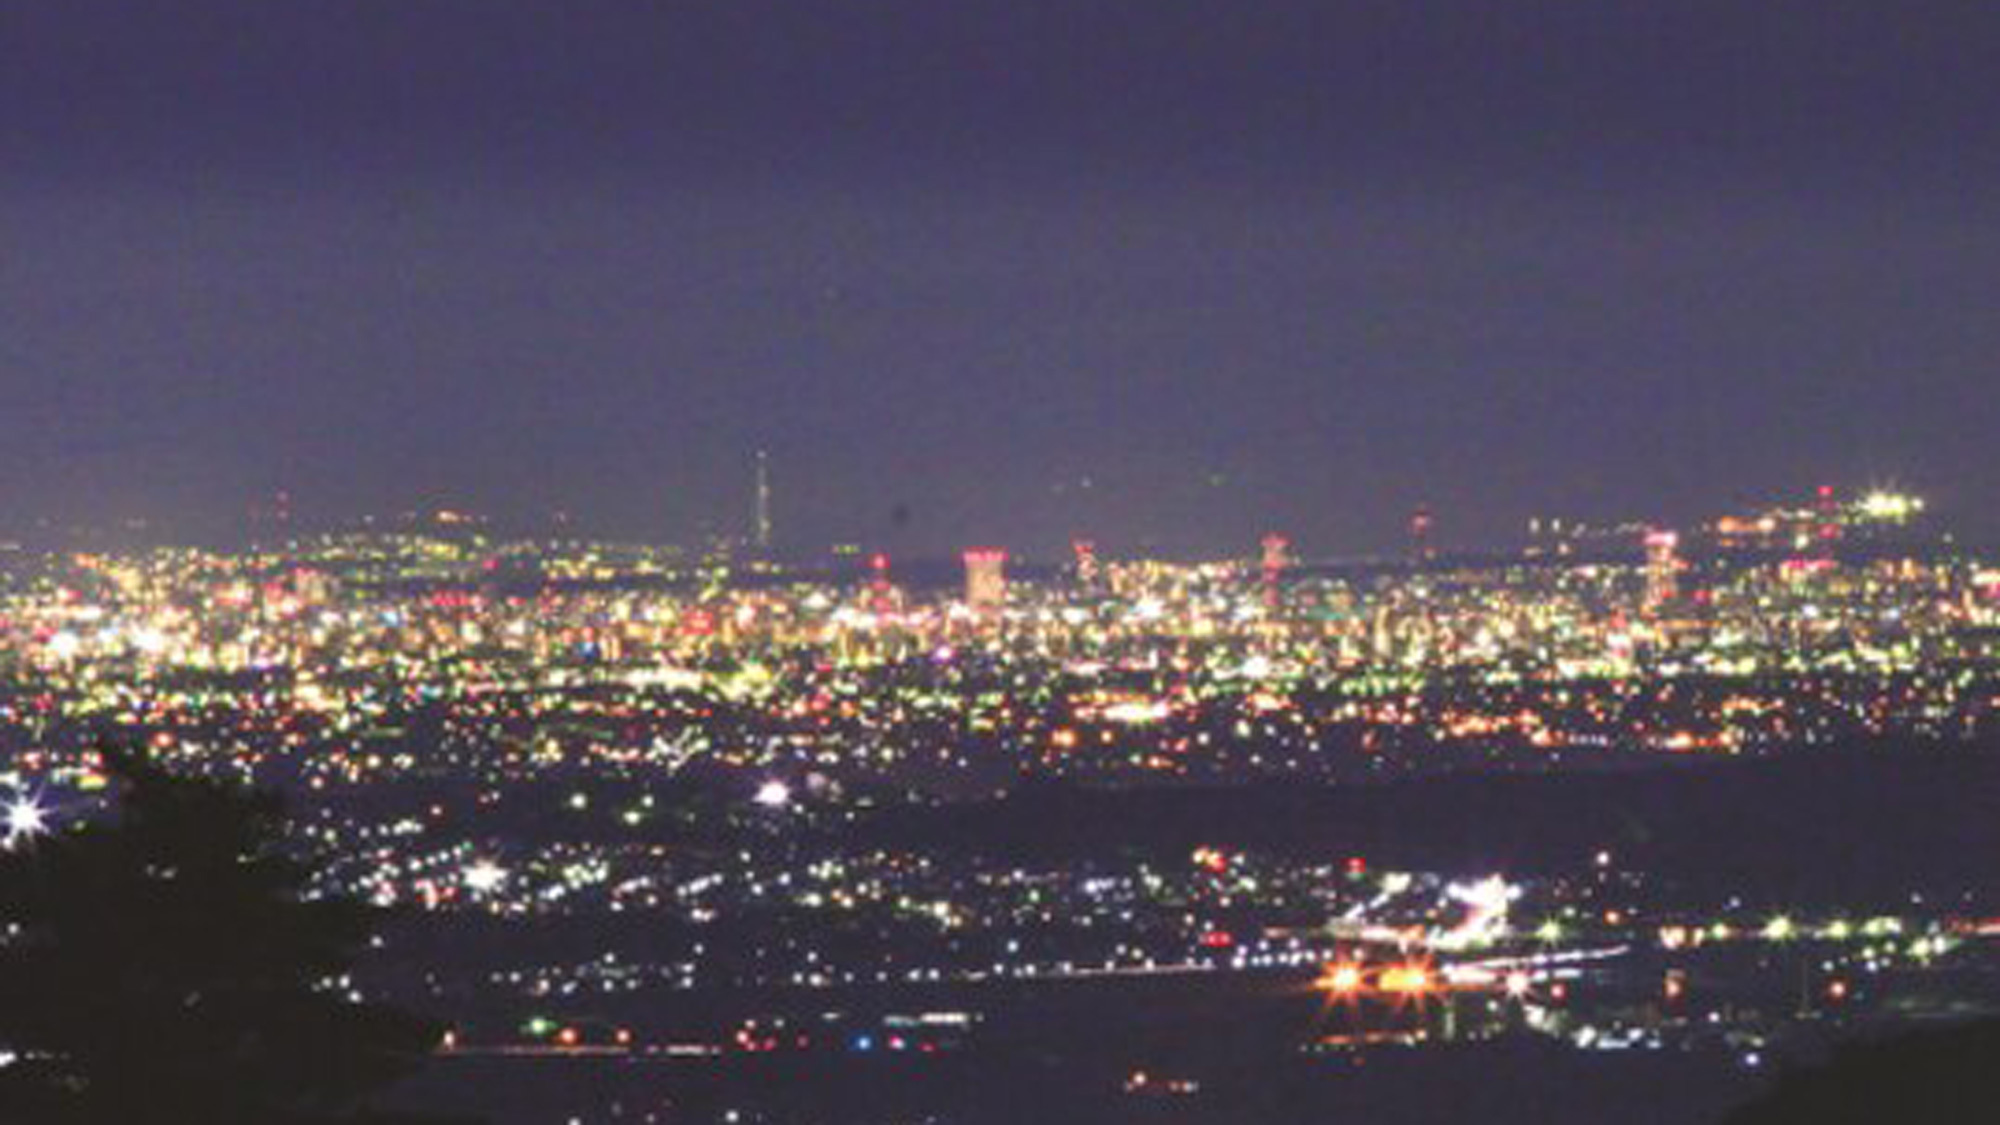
[0,480,1987,1113]
[1859,492,1923,521]
[3,795,46,847]
[1378,962,1435,996]
[1319,962,1364,995]
[462,860,509,894]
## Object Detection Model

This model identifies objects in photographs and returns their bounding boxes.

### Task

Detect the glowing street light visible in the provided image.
[4,795,47,848]
[1318,962,1364,995]
[462,859,508,894]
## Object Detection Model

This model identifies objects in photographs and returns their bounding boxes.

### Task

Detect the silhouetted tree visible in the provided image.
[1724,1018,2000,1125]
[0,750,458,1125]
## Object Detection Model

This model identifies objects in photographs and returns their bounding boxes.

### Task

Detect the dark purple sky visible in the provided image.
[4,0,1996,557]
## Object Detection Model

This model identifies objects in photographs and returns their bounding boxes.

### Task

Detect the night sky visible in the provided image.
[4,1,1997,557]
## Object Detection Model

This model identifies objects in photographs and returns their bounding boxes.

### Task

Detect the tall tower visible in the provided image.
[1644,529,1680,609]
[753,450,772,552]
[1815,483,1841,560]
[1260,533,1290,609]
[1409,505,1435,565]
[964,549,1007,611]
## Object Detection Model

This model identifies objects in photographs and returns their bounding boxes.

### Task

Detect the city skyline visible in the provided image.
[2,471,1996,1125]
[0,469,1957,567]
[4,5,1998,1121]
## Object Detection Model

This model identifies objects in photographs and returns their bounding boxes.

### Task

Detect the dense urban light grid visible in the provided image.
[4,3,1997,1122]
[1,480,1997,1121]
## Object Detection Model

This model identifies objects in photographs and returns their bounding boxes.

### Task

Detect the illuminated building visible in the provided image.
[1072,539,1099,586]
[1644,529,1679,608]
[1816,484,1840,559]
[963,549,1007,610]
[1260,533,1289,611]
[1260,534,1289,577]
[866,551,901,618]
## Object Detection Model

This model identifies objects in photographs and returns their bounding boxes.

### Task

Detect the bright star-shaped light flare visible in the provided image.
[4,796,48,847]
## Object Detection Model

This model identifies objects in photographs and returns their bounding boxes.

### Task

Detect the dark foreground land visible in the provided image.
[867,743,2000,904]
[398,1034,1760,1125]
[377,744,1999,1124]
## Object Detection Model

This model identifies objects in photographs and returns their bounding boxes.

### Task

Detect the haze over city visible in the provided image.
[6,1,1999,555]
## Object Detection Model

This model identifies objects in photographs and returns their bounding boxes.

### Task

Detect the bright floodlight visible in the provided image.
[1319,963,1363,995]
[753,780,792,809]
[462,859,508,894]
[4,796,47,846]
